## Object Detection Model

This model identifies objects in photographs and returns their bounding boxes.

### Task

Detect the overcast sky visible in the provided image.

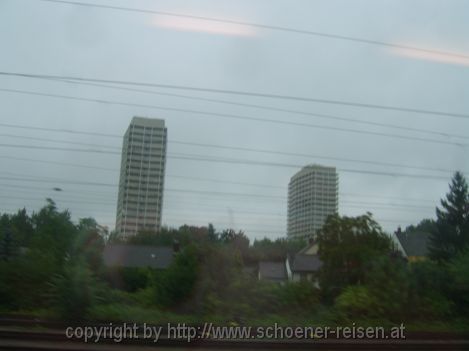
[0,0,468,240]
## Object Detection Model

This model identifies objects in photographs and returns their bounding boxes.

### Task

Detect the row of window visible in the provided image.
[124,199,161,206]
[130,125,165,131]
[128,134,165,141]
[121,186,162,193]
[127,144,164,151]
[125,171,163,178]
[125,163,164,170]
[126,151,166,158]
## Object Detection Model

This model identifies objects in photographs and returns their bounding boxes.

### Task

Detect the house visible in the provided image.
[103,244,174,269]
[394,230,431,262]
[287,241,322,286]
[258,261,288,283]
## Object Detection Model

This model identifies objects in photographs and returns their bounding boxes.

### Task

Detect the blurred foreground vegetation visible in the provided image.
[0,172,468,332]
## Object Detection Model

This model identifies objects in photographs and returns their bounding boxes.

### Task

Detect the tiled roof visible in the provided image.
[103,244,173,269]
[292,254,322,272]
[259,261,287,281]
[395,231,430,257]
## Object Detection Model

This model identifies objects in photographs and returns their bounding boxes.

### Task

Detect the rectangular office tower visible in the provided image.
[287,164,338,239]
[116,117,167,238]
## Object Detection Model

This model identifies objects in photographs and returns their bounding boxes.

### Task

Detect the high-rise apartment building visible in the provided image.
[116,117,167,238]
[287,165,338,239]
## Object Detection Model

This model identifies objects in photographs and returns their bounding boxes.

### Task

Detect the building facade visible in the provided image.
[115,117,167,238]
[287,165,338,239]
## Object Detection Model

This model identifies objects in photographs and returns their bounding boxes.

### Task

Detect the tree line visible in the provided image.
[0,172,468,329]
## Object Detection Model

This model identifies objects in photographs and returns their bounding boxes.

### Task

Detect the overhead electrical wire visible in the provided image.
[1,72,469,120]
[0,179,437,204]
[7,75,469,141]
[0,87,465,146]
[0,191,433,213]
[0,131,461,174]
[0,173,437,211]
[0,204,410,227]
[24,0,469,61]
[0,143,455,180]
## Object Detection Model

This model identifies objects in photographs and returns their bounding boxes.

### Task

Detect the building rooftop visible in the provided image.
[291,254,323,272]
[290,164,337,181]
[395,231,431,257]
[131,116,165,128]
[258,261,287,282]
[103,244,173,269]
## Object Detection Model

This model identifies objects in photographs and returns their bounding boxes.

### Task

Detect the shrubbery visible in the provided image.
[0,171,469,329]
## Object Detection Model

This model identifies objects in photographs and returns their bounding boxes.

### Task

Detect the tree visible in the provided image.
[249,237,305,263]
[0,208,33,259]
[9,208,34,247]
[153,245,199,307]
[404,218,437,235]
[30,199,78,267]
[127,229,175,246]
[48,258,103,321]
[317,213,395,300]
[207,223,218,242]
[430,172,469,261]
[73,218,105,273]
[408,260,453,318]
[448,250,469,315]
[220,229,250,260]
[0,227,17,261]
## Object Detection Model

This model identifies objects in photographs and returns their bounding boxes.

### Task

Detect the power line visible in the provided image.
[0,184,431,225]
[0,205,288,234]
[0,133,117,150]
[169,141,458,174]
[0,205,416,227]
[1,87,465,146]
[0,131,461,174]
[17,76,469,141]
[0,122,120,139]
[0,179,437,205]
[0,189,433,213]
[25,0,469,61]
[0,154,117,172]
[3,73,469,122]
[0,143,455,180]
[0,172,437,211]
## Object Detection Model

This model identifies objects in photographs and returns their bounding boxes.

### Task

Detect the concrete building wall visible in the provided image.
[115,117,167,238]
[287,165,338,239]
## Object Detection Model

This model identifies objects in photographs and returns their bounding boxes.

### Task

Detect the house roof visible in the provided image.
[298,241,319,255]
[103,244,173,269]
[258,261,287,281]
[292,254,323,272]
[395,231,430,257]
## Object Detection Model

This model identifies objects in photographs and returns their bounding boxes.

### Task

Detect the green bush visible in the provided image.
[409,260,454,318]
[278,282,320,312]
[47,259,103,321]
[335,285,377,318]
[152,246,199,307]
[448,250,469,315]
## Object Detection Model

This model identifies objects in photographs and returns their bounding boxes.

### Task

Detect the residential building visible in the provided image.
[287,164,338,239]
[258,261,288,283]
[115,117,167,238]
[394,229,431,262]
[286,241,322,286]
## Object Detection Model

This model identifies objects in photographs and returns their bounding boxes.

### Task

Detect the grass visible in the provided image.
[87,304,199,325]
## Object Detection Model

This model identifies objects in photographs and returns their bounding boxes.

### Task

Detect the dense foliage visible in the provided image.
[0,172,468,329]
[430,171,469,261]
